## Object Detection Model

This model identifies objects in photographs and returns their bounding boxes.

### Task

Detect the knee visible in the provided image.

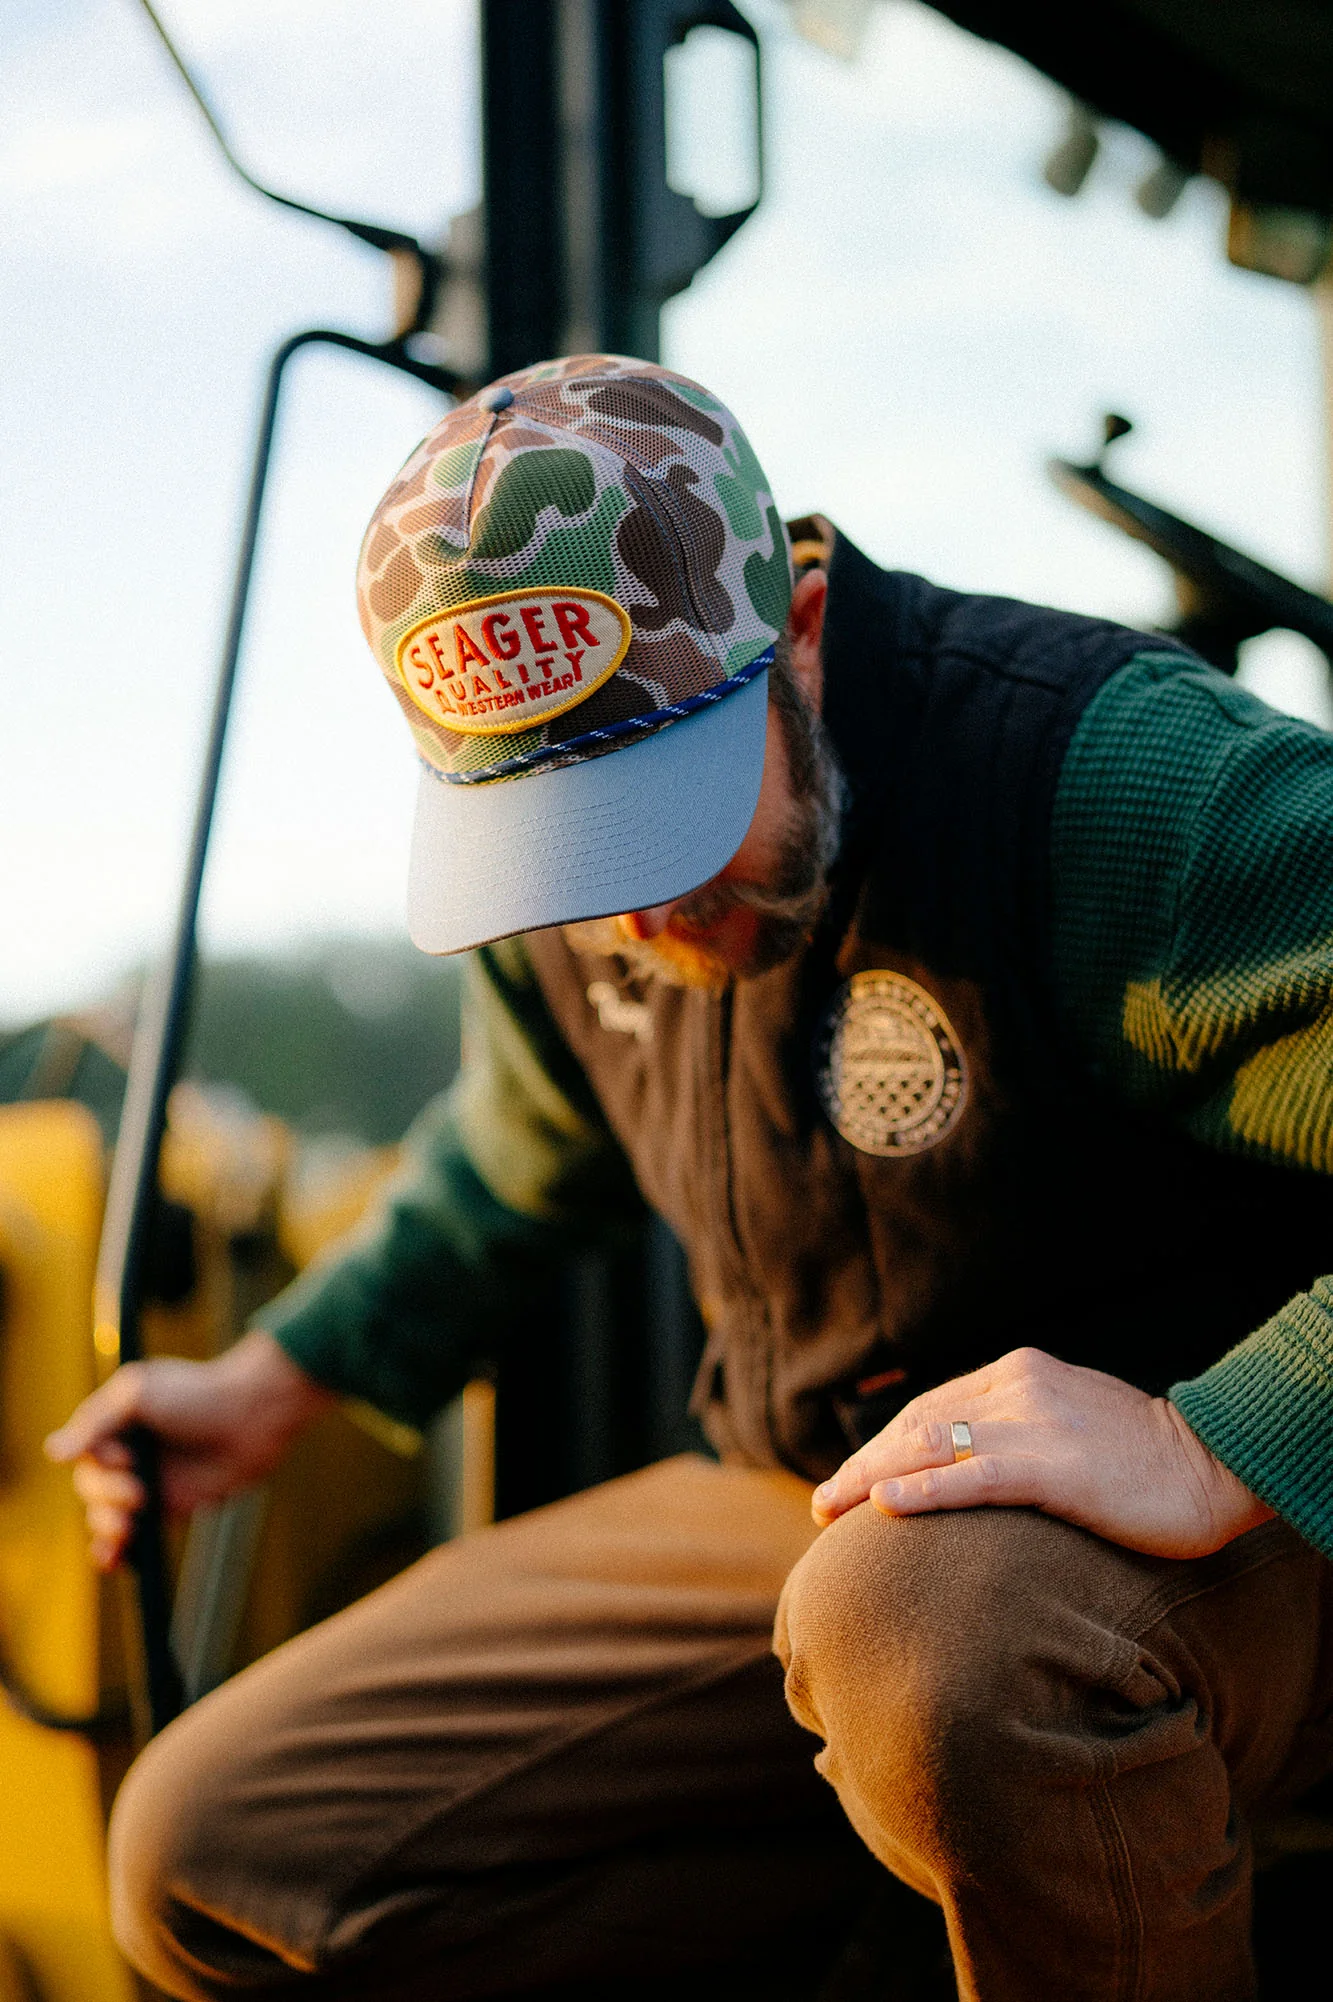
[107,1724,196,1990]
[778,1503,1007,1734]
[107,1690,271,1999]
[776,1504,1122,1827]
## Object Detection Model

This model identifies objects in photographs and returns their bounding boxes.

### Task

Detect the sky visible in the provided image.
[2,0,1328,1023]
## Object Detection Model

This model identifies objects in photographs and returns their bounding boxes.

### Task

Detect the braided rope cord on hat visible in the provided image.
[423,643,775,786]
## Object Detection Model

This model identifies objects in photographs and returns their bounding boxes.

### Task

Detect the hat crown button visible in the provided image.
[485,387,515,413]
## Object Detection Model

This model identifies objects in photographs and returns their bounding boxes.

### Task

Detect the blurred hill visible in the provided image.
[187,939,461,1144]
[0,938,462,1147]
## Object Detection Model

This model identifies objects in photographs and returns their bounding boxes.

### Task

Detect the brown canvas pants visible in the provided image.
[109,1456,1333,2002]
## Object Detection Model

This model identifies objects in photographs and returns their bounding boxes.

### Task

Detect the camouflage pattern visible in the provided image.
[356,355,792,783]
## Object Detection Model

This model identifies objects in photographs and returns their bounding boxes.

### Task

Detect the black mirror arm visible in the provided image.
[38,9,473,1746]
[91,327,456,1742]
[134,0,445,340]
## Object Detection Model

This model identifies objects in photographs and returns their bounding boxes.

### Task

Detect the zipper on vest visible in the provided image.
[705,987,780,1461]
[709,988,755,1292]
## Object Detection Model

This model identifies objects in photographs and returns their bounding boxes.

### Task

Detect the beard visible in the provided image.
[564,648,846,990]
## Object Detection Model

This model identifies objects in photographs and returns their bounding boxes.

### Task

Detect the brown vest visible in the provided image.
[525,538,1333,1481]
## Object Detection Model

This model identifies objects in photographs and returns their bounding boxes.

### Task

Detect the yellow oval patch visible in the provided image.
[395,587,632,736]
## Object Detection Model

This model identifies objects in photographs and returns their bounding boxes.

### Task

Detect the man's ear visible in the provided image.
[786,568,828,715]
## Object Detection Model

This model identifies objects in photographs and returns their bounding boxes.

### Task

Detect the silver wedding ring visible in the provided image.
[949,1421,973,1463]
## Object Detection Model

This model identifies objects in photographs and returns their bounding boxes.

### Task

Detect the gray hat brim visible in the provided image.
[406,668,769,955]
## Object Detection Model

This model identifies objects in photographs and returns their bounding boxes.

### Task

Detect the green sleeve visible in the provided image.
[1051,651,1333,1553]
[259,936,643,1431]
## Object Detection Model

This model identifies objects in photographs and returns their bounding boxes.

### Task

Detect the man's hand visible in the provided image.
[44,1328,334,1571]
[812,1347,1274,1559]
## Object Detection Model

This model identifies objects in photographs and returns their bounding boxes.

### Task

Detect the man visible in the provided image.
[50,356,1333,2001]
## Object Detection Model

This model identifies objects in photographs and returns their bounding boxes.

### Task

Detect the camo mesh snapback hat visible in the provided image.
[357,354,793,953]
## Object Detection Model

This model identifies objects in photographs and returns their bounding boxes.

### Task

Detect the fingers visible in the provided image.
[44,1365,146,1464]
[810,1352,1069,1526]
[868,1451,1037,1517]
[87,1503,133,1570]
[813,1405,1000,1525]
[89,1522,131,1572]
[92,1436,135,1469]
[814,1416,949,1523]
[70,1453,147,1571]
[807,1351,1233,1551]
[71,1458,146,1510]
[45,1358,249,1571]
[47,1374,154,1574]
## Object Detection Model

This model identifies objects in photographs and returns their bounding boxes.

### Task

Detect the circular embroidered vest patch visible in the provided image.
[815,971,968,1157]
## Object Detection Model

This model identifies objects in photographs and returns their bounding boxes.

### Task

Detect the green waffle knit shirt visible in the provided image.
[1051,652,1333,1556]
[265,648,1333,1556]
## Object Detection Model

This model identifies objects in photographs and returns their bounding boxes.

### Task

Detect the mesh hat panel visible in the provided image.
[357,355,792,785]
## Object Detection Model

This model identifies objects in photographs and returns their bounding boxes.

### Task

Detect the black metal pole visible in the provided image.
[480,0,565,375]
[92,330,456,1736]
